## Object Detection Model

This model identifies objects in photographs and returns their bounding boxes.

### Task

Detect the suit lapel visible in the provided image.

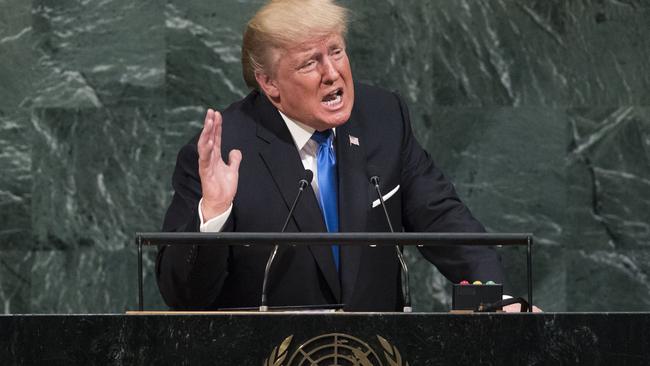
[335,117,369,303]
[254,95,341,302]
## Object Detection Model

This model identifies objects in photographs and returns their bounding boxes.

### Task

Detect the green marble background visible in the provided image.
[0,0,648,313]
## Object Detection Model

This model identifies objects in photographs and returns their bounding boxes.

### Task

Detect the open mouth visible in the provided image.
[321,88,343,107]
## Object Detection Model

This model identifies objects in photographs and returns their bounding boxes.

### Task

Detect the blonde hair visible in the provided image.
[241,0,349,88]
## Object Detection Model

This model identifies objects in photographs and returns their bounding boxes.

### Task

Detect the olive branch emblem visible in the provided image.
[377,335,409,366]
[263,333,409,365]
[263,335,293,366]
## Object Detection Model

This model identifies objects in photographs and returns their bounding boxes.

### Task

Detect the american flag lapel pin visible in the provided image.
[349,134,359,146]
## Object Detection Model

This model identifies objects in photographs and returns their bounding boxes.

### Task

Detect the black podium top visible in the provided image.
[2,312,649,365]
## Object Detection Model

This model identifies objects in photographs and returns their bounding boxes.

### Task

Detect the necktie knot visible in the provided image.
[311,129,333,146]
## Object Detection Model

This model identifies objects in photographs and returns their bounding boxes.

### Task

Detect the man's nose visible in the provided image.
[321,57,340,84]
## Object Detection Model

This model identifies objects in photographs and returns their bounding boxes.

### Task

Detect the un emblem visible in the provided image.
[264,333,409,366]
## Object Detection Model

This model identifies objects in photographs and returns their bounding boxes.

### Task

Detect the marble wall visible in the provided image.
[0,0,648,313]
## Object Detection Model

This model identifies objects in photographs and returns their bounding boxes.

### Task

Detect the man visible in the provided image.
[156,0,507,311]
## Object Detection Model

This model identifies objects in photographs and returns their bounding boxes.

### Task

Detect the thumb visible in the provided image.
[227,149,242,171]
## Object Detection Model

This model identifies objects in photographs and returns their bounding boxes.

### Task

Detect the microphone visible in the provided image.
[370,175,412,312]
[260,169,313,311]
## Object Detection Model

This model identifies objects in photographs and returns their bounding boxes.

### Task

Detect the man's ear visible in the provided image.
[255,71,280,99]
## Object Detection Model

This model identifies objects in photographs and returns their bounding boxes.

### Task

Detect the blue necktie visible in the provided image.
[311,130,340,271]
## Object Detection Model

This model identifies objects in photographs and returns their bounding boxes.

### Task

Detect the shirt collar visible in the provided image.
[279,111,329,151]
[278,111,338,151]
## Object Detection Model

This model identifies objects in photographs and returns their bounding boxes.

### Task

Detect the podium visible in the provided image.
[2,312,650,364]
[2,233,648,363]
[136,232,535,311]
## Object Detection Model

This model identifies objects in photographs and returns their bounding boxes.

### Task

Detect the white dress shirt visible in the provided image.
[198,111,331,232]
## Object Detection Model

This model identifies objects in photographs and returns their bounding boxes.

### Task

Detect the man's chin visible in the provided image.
[319,112,351,129]
[321,105,353,126]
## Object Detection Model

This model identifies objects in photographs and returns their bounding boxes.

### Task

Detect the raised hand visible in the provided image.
[197,109,242,221]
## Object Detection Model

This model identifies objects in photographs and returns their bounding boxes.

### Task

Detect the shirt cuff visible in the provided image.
[198,198,233,232]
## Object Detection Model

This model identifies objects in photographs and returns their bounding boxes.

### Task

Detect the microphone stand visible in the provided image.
[260,171,312,311]
[371,176,412,312]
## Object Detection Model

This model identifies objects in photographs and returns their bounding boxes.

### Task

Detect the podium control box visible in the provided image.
[452,283,503,311]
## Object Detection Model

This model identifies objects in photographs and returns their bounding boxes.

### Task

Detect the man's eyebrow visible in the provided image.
[328,41,343,48]
[295,49,322,62]
[289,51,316,69]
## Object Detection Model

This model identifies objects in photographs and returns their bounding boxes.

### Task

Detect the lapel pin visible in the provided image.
[349,135,359,146]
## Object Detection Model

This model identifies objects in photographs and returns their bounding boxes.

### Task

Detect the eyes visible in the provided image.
[298,48,345,71]
[301,60,317,70]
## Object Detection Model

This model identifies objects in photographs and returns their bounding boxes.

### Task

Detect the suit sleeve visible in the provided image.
[155,140,233,309]
[395,93,507,284]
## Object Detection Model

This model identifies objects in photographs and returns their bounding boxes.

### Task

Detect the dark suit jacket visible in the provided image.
[156,83,505,311]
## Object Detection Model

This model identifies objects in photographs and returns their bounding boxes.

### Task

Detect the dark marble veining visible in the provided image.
[3,313,650,365]
[0,0,648,313]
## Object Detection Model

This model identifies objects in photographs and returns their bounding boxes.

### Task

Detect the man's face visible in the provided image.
[261,34,354,131]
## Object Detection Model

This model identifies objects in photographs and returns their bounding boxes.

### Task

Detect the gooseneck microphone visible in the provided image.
[260,170,313,311]
[370,175,412,312]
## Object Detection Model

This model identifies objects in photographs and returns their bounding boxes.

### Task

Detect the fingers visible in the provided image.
[198,109,215,164]
[228,149,242,172]
[212,110,223,161]
[198,109,225,164]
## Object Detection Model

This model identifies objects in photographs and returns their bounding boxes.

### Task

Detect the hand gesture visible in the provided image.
[197,109,242,221]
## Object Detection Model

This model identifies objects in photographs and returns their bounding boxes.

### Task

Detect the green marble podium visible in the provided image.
[2,313,650,365]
